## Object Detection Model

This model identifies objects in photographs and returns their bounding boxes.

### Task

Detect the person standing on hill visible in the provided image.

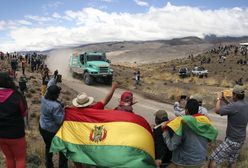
[10,56,18,79]
[41,71,50,96]
[64,82,118,168]
[0,72,28,168]
[134,70,141,88]
[47,70,60,88]
[39,85,68,168]
[21,58,27,76]
[209,85,248,168]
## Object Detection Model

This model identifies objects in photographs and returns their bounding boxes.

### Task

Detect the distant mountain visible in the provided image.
[204,34,248,43]
[44,35,248,64]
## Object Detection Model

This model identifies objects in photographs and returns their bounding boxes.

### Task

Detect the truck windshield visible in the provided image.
[87,55,106,61]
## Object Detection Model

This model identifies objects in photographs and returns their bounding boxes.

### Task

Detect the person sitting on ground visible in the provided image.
[163,99,217,168]
[153,110,172,168]
[173,95,187,116]
[0,72,28,168]
[115,91,137,113]
[209,85,248,168]
[190,94,208,116]
[39,85,68,168]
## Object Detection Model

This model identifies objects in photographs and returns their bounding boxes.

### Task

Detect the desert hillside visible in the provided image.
[72,37,214,64]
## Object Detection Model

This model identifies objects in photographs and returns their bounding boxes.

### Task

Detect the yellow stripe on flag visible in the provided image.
[167,117,182,132]
[56,121,155,158]
[195,115,212,124]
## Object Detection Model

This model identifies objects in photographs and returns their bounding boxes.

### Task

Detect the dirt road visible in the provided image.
[62,78,248,141]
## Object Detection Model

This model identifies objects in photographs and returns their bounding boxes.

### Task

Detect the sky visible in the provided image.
[0,0,248,52]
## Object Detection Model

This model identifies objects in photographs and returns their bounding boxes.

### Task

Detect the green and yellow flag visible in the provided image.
[164,114,218,141]
[50,107,156,168]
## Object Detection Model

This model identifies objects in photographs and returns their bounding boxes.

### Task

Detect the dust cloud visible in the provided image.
[45,49,74,80]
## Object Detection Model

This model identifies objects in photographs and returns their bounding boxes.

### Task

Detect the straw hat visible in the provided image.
[72,93,94,107]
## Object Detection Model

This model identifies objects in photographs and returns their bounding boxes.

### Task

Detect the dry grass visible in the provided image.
[204,78,219,86]
[220,79,233,87]
[237,143,248,167]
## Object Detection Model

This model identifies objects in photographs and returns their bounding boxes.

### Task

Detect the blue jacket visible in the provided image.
[39,97,64,133]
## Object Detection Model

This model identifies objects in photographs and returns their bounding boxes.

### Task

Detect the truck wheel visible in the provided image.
[72,72,76,78]
[84,73,94,85]
[104,76,112,85]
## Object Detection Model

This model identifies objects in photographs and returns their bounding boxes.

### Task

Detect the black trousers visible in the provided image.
[39,125,68,168]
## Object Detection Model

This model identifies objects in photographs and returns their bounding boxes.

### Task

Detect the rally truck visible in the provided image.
[69,51,113,85]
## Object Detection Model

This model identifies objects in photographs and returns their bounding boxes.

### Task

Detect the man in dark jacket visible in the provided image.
[153,110,172,168]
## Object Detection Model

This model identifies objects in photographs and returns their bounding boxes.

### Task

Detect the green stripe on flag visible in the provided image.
[50,136,156,168]
[182,116,218,141]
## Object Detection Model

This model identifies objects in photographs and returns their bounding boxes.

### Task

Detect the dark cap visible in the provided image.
[47,85,61,95]
[233,85,245,95]
[154,110,168,121]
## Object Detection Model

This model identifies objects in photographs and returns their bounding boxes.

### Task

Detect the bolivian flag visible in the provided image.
[50,107,156,168]
[164,114,218,141]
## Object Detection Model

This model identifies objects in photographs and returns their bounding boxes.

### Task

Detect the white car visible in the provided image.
[192,67,208,78]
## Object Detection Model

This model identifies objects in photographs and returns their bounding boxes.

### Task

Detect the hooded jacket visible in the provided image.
[0,88,27,138]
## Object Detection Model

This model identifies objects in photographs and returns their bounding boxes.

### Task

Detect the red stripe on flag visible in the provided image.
[64,107,152,134]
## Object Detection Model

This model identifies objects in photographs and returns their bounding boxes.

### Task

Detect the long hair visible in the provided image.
[0,72,27,108]
[185,99,199,115]
[0,72,17,90]
[44,91,59,101]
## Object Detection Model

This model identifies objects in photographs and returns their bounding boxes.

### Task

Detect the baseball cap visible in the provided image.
[233,85,245,94]
[120,91,133,102]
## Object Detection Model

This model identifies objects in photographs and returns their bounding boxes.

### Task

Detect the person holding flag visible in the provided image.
[163,99,218,168]
[50,82,156,168]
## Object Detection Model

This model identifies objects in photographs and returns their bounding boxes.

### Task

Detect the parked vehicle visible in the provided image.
[179,67,191,78]
[191,66,208,78]
[69,51,113,85]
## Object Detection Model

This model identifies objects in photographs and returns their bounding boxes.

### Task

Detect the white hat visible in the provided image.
[72,93,94,107]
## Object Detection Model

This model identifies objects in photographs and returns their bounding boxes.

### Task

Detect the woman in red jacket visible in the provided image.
[0,72,28,168]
